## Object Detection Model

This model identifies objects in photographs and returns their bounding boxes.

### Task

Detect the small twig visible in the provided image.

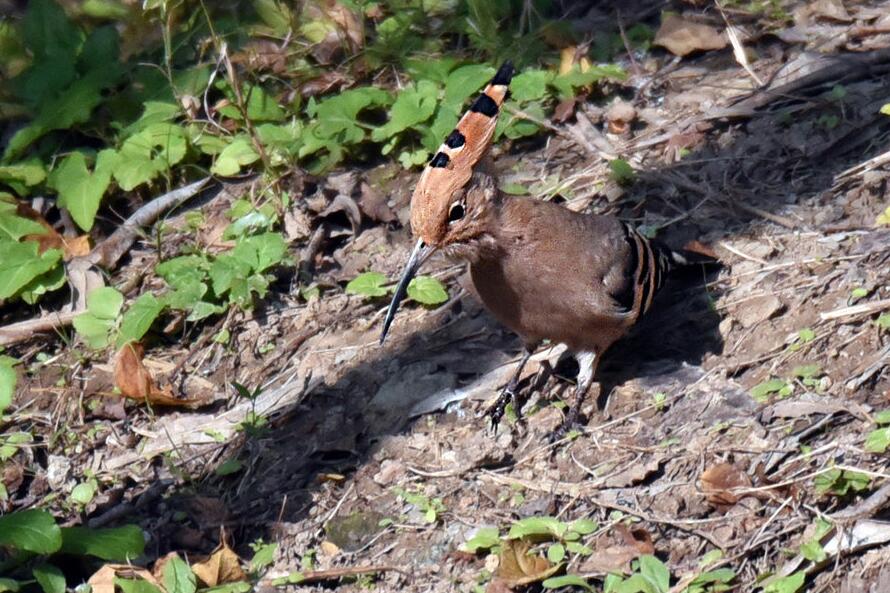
[266,565,409,585]
[820,298,890,321]
[0,311,80,347]
[832,480,890,522]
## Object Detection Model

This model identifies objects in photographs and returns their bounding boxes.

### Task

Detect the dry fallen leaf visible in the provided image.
[114,342,201,407]
[654,15,727,57]
[88,564,162,593]
[496,538,561,587]
[701,462,752,508]
[193,541,246,587]
[579,525,654,574]
[16,202,91,260]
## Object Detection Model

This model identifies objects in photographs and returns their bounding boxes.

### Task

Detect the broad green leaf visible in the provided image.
[0,356,16,417]
[0,240,62,300]
[609,158,636,185]
[463,527,500,552]
[114,124,187,190]
[156,255,208,288]
[162,281,207,311]
[186,301,225,322]
[60,525,145,560]
[543,575,594,591]
[800,539,826,563]
[87,286,125,320]
[569,518,598,535]
[215,458,243,476]
[551,64,626,99]
[792,363,821,379]
[73,313,115,349]
[371,80,438,141]
[253,0,293,35]
[510,70,552,103]
[865,427,890,453]
[243,84,287,122]
[117,293,165,346]
[70,479,98,505]
[751,378,788,402]
[508,516,566,539]
[763,571,805,593]
[115,579,162,593]
[0,578,21,592]
[547,543,565,563]
[48,150,117,231]
[211,137,260,176]
[23,0,81,61]
[639,555,670,593]
[565,541,592,555]
[20,263,67,305]
[163,555,197,593]
[407,276,448,305]
[346,272,388,298]
[0,162,46,188]
[0,509,62,554]
[234,232,288,272]
[874,410,890,424]
[32,564,65,593]
[123,101,181,136]
[209,255,251,297]
[443,64,495,109]
[304,87,390,146]
[0,210,46,241]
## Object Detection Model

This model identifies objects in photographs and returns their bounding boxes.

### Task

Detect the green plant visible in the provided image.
[814,467,870,497]
[865,410,890,453]
[393,487,446,523]
[788,328,815,351]
[346,271,449,305]
[0,509,144,592]
[750,378,792,402]
[0,355,18,418]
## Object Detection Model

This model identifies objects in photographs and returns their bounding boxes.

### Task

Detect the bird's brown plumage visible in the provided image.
[384,61,706,433]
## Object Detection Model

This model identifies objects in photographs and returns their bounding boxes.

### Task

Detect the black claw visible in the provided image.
[486,387,516,435]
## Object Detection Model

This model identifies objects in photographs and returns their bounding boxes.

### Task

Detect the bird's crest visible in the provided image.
[410,61,514,243]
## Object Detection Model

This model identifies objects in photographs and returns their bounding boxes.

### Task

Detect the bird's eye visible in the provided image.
[448,201,465,223]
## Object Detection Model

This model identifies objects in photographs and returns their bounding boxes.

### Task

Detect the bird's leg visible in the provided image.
[486,344,537,432]
[551,351,598,442]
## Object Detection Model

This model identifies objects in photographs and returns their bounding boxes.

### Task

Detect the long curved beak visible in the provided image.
[380,239,436,345]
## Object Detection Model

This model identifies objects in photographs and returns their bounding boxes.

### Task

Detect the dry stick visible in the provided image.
[820,298,890,321]
[269,565,409,585]
[831,479,890,522]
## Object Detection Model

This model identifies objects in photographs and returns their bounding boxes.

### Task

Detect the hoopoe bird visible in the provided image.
[380,61,710,434]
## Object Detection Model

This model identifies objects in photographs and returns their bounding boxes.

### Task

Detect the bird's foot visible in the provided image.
[485,386,518,434]
[548,406,583,444]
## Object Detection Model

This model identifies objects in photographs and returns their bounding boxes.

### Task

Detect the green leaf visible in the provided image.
[49,149,118,231]
[211,137,261,176]
[0,509,62,554]
[792,364,821,379]
[463,527,500,553]
[874,410,890,425]
[407,276,448,305]
[87,286,125,319]
[0,210,48,241]
[124,101,181,136]
[115,579,162,593]
[0,578,21,592]
[865,427,890,453]
[569,518,598,535]
[508,516,566,539]
[304,87,391,147]
[0,356,16,417]
[372,80,438,141]
[509,70,552,103]
[639,555,670,593]
[543,575,594,591]
[751,378,788,402]
[199,583,252,593]
[250,542,277,572]
[764,571,805,593]
[163,555,196,593]
[346,271,389,298]
[0,240,62,300]
[114,124,187,190]
[117,293,165,346]
[0,162,47,189]
[236,232,288,272]
[60,525,145,560]
[877,314,890,330]
[443,64,495,110]
[253,0,293,35]
[215,458,243,476]
[609,158,636,185]
[880,103,890,116]
[73,313,115,349]
[32,564,65,593]
[70,479,98,505]
[547,543,566,563]
[156,255,208,288]
[800,539,826,563]
[565,541,592,555]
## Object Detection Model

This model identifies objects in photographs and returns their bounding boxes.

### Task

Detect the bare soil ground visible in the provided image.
[4,3,890,592]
